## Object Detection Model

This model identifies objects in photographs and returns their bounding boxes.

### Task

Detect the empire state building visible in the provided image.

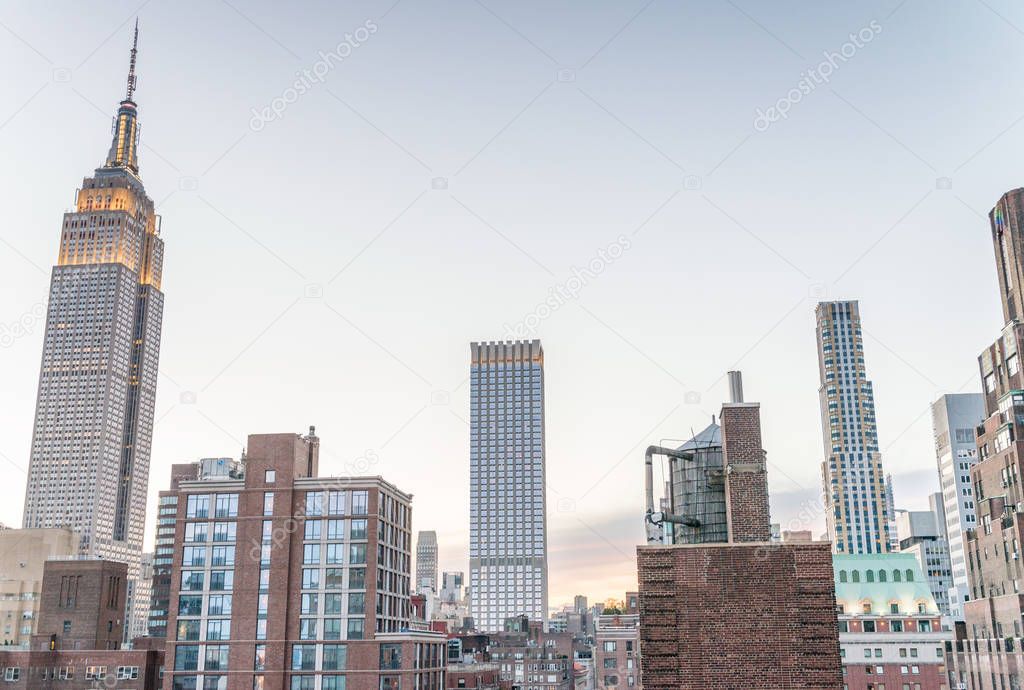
[22,23,164,635]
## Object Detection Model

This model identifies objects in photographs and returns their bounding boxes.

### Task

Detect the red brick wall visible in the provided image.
[720,403,771,543]
[637,542,841,690]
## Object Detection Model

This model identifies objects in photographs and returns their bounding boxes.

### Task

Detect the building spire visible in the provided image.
[126,18,139,102]
[104,22,141,174]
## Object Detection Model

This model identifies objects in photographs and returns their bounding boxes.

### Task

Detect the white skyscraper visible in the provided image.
[931,393,984,618]
[815,301,892,554]
[469,340,548,631]
[21,24,163,639]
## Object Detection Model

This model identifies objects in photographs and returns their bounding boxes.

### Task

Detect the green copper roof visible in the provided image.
[832,553,938,615]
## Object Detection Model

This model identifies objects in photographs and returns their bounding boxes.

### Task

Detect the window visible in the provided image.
[839,570,848,583]
[328,491,345,515]
[292,644,316,670]
[350,520,367,539]
[211,546,234,567]
[905,569,914,582]
[207,619,231,641]
[351,491,368,515]
[349,568,366,589]
[299,619,317,639]
[305,520,322,540]
[325,569,345,590]
[210,571,234,591]
[265,470,276,483]
[323,677,346,690]
[186,495,209,518]
[919,620,932,632]
[177,620,201,641]
[205,645,229,671]
[213,522,236,542]
[292,678,315,690]
[302,568,320,589]
[306,492,324,516]
[264,492,275,516]
[349,544,366,564]
[255,644,267,671]
[349,592,365,615]
[301,593,319,615]
[181,571,204,591]
[117,666,140,680]
[3,669,18,682]
[304,545,321,564]
[185,523,208,543]
[215,494,238,518]
[863,620,876,633]
[324,644,348,670]
[603,642,617,652]
[175,646,200,671]
[324,618,342,640]
[347,618,364,640]
[327,543,344,564]
[328,520,345,539]
[178,595,202,616]
[85,666,106,680]
[325,594,343,615]
[381,644,402,670]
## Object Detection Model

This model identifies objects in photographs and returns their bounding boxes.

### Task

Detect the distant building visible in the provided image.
[0,528,75,647]
[0,557,164,689]
[469,341,548,631]
[895,505,954,616]
[815,301,893,554]
[930,393,984,620]
[594,612,639,690]
[130,552,154,641]
[834,553,951,690]
[416,531,439,593]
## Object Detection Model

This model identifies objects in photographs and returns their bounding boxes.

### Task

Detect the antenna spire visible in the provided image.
[125,18,139,102]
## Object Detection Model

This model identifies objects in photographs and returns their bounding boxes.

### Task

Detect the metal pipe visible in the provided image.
[727,370,744,403]
[644,445,695,514]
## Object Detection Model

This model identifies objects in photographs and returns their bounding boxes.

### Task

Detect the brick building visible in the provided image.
[161,429,445,690]
[593,612,639,690]
[950,188,1024,689]
[0,558,165,689]
[0,527,75,646]
[834,553,951,689]
[637,375,842,690]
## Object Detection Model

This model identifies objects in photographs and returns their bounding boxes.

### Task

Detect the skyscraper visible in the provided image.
[815,301,892,554]
[415,530,438,592]
[469,340,548,631]
[930,392,984,618]
[21,23,163,637]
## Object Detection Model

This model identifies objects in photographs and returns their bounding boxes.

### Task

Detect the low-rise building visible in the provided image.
[0,527,75,647]
[834,553,952,690]
[0,558,165,689]
[594,613,639,690]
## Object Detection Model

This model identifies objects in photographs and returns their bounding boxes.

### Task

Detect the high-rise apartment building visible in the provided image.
[930,393,984,618]
[0,528,75,646]
[21,24,164,638]
[951,187,1024,689]
[815,301,892,554]
[162,430,444,690]
[415,531,438,593]
[895,505,954,617]
[469,340,548,632]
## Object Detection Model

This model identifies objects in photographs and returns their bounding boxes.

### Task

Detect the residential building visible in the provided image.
[0,528,75,646]
[131,552,154,640]
[834,553,951,690]
[0,558,164,689]
[815,301,893,554]
[952,188,1024,689]
[416,531,439,593]
[162,429,445,690]
[930,393,984,619]
[469,340,548,632]
[896,506,954,617]
[441,572,465,604]
[636,373,842,690]
[594,612,639,690]
[21,24,165,638]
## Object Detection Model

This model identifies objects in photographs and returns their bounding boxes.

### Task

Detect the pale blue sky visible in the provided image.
[0,0,1021,607]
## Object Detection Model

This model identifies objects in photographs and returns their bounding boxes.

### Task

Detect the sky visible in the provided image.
[1,0,1023,610]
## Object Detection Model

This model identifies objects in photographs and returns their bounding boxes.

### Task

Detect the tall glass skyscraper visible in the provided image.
[469,340,548,631]
[22,24,163,636]
[815,301,892,554]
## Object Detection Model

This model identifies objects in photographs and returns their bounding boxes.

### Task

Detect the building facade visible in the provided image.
[21,25,164,638]
[834,554,951,690]
[0,528,75,646]
[469,341,548,632]
[896,508,954,617]
[931,393,984,619]
[637,378,842,690]
[0,558,164,690]
[594,613,639,690]
[815,301,893,554]
[416,531,438,593]
[162,430,444,690]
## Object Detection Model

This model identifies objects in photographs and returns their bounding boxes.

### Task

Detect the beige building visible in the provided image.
[0,528,75,646]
